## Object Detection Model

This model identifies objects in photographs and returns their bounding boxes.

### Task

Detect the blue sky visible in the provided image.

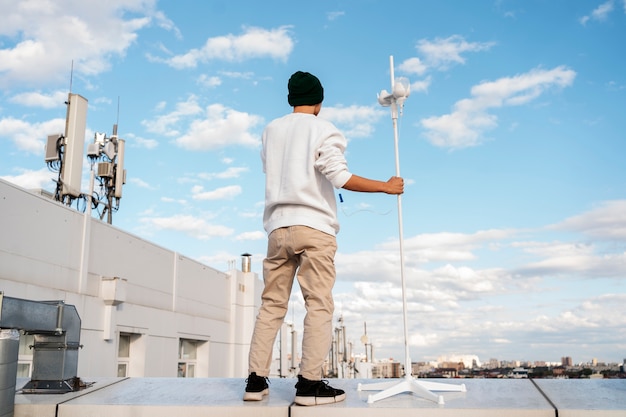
[1,0,625,366]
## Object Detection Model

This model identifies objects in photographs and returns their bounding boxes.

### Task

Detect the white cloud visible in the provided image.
[143,95,203,137]
[219,71,255,80]
[575,294,626,328]
[133,137,159,149]
[198,167,249,180]
[398,57,428,76]
[431,264,507,294]
[9,90,68,108]
[160,196,187,205]
[146,96,262,150]
[234,231,266,241]
[336,278,626,361]
[336,237,520,312]
[327,11,345,21]
[394,36,493,97]
[416,35,495,70]
[421,66,576,149]
[312,203,626,361]
[336,249,403,283]
[470,66,575,105]
[580,0,615,25]
[0,168,54,190]
[128,177,154,190]
[197,74,222,88]
[507,200,626,279]
[150,9,181,39]
[552,200,626,240]
[319,105,386,139]
[191,184,242,200]
[124,133,158,150]
[175,103,263,150]
[400,229,514,260]
[333,257,626,361]
[329,200,626,359]
[140,214,233,240]
[0,116,65,154]
[397,58,431,94]
[515,239,626,279]
[143,97,262,150]
[0,1,159,88]
[157,26,294,69]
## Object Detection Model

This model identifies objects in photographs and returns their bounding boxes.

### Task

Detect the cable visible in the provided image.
[338,193,393,217]
[340,206,393,217]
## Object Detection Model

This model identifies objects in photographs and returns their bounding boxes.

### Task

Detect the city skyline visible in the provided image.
[1,1,625,363]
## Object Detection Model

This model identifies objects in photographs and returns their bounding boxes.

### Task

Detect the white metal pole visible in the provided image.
[357,57,466,404]
[389,55,412,376]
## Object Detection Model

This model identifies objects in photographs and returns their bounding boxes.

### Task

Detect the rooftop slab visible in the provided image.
[12,377,626,417]
[534,379,626,417]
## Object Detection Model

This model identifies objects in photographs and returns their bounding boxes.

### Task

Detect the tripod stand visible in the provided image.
[357,56,466,405]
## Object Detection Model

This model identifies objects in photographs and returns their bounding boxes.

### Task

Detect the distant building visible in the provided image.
[436,354,481,369]
[486,358,500,369]
[561,356,573,367]
[372,359,402,378]
[412,361,435,376]
[437,362,465,378]
[509,368,529,378]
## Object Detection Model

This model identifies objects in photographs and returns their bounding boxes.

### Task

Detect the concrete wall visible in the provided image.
[0,178,261,379]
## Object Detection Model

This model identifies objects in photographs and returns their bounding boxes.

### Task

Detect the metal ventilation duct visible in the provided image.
[0,293,83,394]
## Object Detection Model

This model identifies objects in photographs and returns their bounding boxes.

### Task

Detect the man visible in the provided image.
[244,71,404,406]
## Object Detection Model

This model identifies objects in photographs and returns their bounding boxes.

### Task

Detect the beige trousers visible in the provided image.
[248,225,337,380]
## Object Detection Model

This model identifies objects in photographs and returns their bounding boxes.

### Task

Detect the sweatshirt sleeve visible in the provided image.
[315,130,353,189]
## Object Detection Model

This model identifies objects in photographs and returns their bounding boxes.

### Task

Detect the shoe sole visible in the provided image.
[294,392,346,406]
[243,388,269,401]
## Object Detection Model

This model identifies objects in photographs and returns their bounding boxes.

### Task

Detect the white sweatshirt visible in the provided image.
[262,113,353,236]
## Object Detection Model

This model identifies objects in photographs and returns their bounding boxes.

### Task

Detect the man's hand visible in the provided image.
[385,176,404,195]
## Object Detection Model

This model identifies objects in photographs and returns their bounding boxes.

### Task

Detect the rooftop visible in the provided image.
[14,377,626,417]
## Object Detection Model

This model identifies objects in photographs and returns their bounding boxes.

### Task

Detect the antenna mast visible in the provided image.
[69,60,74,93]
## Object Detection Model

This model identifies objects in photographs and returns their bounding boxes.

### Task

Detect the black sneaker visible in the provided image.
[294,375,346,406]
[243,372,269,401]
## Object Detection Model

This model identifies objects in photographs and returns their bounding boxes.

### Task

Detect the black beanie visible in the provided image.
[287,71,324,106]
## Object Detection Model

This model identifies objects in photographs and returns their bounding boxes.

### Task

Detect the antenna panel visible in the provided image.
[61,93,88,197]
[97,162,114,178]
[45,134,62,162]
[114,139,125,198]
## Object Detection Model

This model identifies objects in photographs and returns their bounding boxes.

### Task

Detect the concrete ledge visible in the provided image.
[13,378,626,417]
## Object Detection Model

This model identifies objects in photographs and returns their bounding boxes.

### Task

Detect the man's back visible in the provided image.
[261,112,351,236]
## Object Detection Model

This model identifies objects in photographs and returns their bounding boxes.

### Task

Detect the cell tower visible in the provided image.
[86,125,126,224]
[45,94,127,224]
